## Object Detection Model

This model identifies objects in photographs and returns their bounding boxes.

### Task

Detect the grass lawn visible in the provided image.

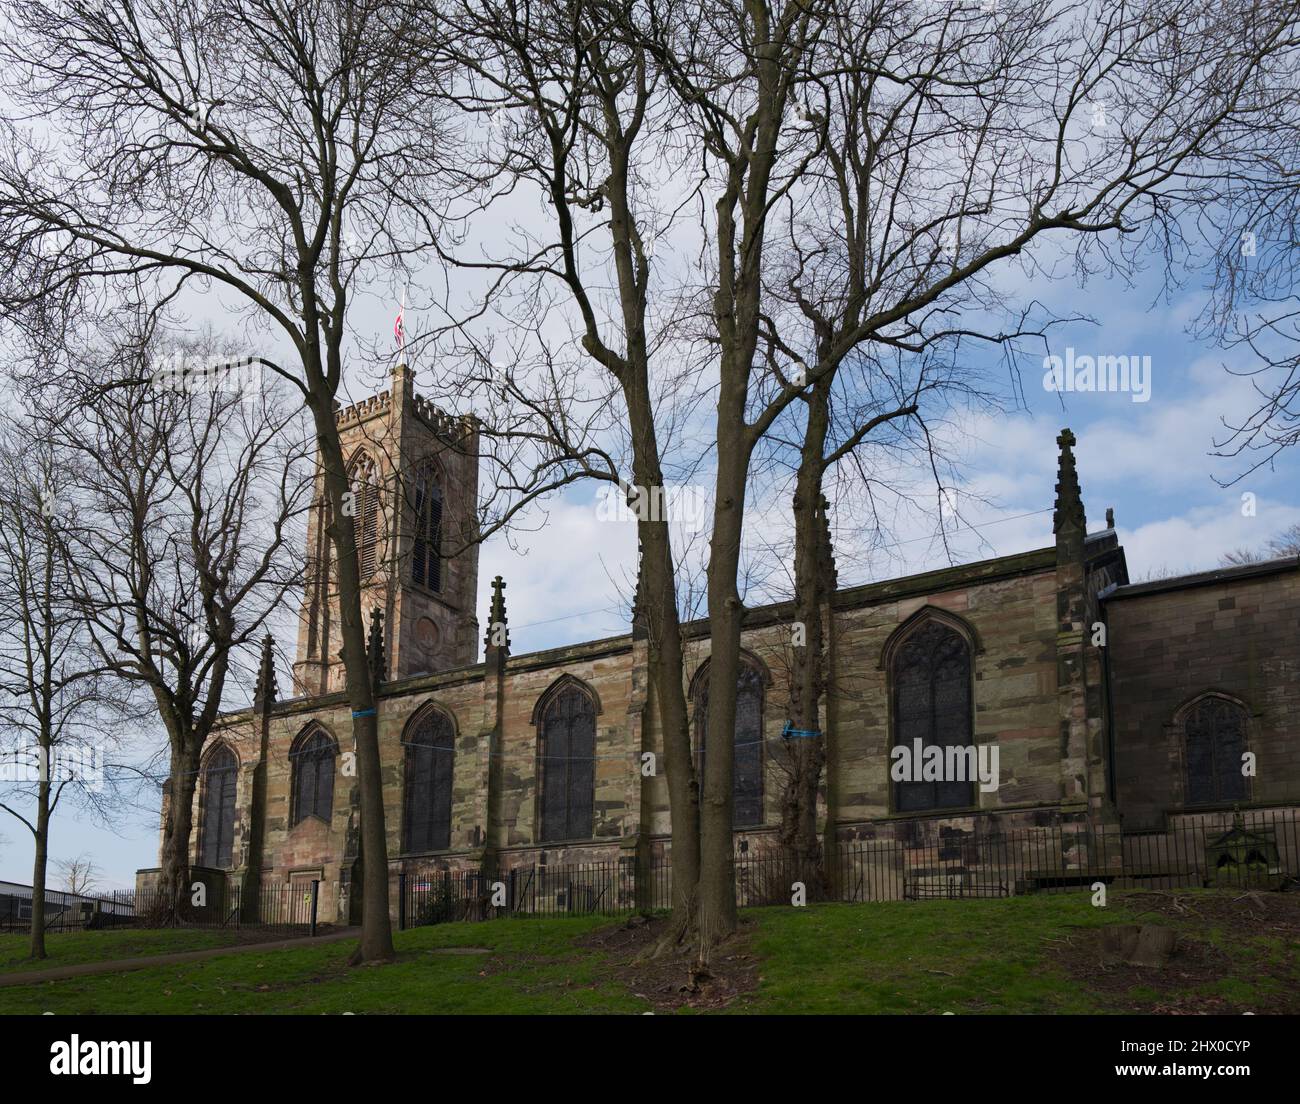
[0,914,643,1014]
[0,928,247,975]
[0,890,1294,1014]
[733,894,1111,1014]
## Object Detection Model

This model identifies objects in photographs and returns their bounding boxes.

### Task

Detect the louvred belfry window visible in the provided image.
[403,708,455,852]
[538,684,596,842]
[695,661,765,828]
[892,620,974,813]
[348,455,380,577]
[199,746,237,869]
[1184,696,1250,805]
[290,728,336,826]
[412,464,442,592]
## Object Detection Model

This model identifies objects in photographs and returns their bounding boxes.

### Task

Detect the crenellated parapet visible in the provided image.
[334,390,393,427]
[411,393,477,446]
[329,372,475,448]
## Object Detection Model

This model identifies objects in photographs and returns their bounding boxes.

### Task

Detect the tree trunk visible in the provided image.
[312,408,394,965]
[694,27,787,952]
[28,771,50,959]
[597,131,702,953]
[696,421,750,958]
[621,371,700,951]
[157,743,201,922]
[779,379,832,895]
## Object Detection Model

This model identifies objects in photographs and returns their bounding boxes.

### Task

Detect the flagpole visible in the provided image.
[394,283,408,373]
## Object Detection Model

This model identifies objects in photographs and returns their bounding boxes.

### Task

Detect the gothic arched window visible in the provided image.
[348,453,381,577]
[403,706,455,852]
[290,727,337,826]
[411,463,442,592]
[891,619,974,813]
[537,681,597,842]
[199,746,238,869]
[694,659,765,828]
[1182,695,1249,806]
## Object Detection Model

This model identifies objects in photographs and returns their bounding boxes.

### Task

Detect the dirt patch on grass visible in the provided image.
[575,914,761,1012]
[1049,890,1300,1013]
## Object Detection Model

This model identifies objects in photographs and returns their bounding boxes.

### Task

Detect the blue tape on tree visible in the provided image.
[781,721,822,740]
[352,708,377,718]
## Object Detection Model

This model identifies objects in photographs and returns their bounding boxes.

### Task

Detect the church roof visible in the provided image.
[1105,555,1300,601]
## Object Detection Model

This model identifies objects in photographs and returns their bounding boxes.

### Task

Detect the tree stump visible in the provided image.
[1100,924,1140,964]
[1100,923,1175,967]
[1129,925,1176,967]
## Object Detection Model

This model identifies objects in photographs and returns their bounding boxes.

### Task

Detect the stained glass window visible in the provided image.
[892,620,974,812]
[291,728,336,826]
[199,746,237,869]
[538,684,596,842]
[404,708,455,852]
[1184,696,1249,805]
[696,661,765,828]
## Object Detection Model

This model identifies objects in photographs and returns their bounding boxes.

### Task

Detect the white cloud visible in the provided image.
[1120,499,1300,579]
[479,488,636,655]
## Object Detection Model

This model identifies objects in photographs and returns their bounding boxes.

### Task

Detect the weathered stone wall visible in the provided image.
[157,550,1299,913]
[1105,561,1300,831]
[166,545,1121,915]
[831,554,1065,825]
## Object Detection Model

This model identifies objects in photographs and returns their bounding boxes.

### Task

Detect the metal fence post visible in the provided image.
[398,872,407,931]
[310,879,320,937]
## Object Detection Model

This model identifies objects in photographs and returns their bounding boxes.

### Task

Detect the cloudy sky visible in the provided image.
[473,261,1300,657]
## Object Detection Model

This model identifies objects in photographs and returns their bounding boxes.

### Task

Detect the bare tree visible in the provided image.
[7,0,1292,971]
[31,326,313,924]
[0,0,457,962]
[1181,7,1300,480]
[421,0,1300,964]
[54,852,100,898]
[426,0,709,956]
[0,427,121,958]
[760,22,1068,878]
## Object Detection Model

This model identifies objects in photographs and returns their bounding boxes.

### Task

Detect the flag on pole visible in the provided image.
[394,288,406,353]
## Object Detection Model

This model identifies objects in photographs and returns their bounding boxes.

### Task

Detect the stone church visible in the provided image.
[138,365,1300,920]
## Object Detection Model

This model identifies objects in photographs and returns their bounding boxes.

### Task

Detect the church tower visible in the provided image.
[291,364,481,695]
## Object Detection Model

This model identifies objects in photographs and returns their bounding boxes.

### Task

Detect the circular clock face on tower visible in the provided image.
[416,617,439,655]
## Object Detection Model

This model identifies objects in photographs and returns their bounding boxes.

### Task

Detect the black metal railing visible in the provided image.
[398,861,639,929]
[1,878,336,937]
[6,809,1295,939]
[394,806,1300,929]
